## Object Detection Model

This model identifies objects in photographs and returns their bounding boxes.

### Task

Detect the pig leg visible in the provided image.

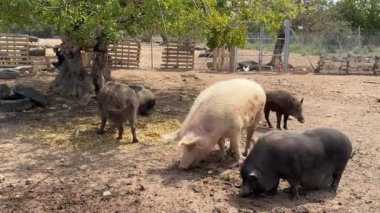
[229,131,243,165]
[283,114,289,130]
[276,112,282,130]
[330,169,344,192]
[97,117,107,134]
[217,138,226,161]
[267,179,280,195]
[128,107,139,143]
[264,106,272,128]
[243,126,255,156]
[288,181,301,200]
[116,125,124,140]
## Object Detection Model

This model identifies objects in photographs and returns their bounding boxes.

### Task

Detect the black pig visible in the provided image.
[240,127,352,200]
[264,89,305,130]
[97,81,139,142]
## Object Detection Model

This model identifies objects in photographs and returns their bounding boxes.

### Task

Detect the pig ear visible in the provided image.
[300,98,304,104]
[178,138,197,150]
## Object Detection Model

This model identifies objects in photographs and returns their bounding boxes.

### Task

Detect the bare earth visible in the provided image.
[1,42,380,213]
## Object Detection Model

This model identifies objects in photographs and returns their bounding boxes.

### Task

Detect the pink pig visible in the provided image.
[163,78,266,169]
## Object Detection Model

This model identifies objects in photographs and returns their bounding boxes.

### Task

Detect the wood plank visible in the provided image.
[164,47,193,51]
[109,47,140,51]
[163,51,193,55]
[162,55,193,59]
[161,59,193,63]
[0,38,29,42]
[0,42,28,45]
[109,61,139,65]
[161,63,194,66]
[1,55,29,59]
[0,33,29,37]
[0,59,30,63]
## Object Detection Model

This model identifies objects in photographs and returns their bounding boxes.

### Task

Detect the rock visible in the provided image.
[189,184,202,193]
[353,193,362,199]
[293,206,309,213]
[162,106,171,113]
[214,206,228,213]
[199,52,212,58]
[25,179,32,185]
[102,191,112,199]
[0,174,5,183]
[377,98,380,103]
[239,209,256,213]
[12,84,48,106]
[270,207,289,213]
[0,68,20,80]
[28,36,39,43]
[0,84,10,99]
[179,95,192,102]
[195,46,207,51]
[28,46,46,56]
[0,98,34,112]
[365,200,373,204]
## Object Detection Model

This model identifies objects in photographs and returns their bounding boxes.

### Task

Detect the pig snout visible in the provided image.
[298,116,305,123]
[239,184,253,197]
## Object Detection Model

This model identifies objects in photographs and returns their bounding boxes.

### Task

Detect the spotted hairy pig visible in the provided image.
[264,89,305,130]
[129,85,156,116]
[163,78,266,169]
[240,127,352,200]
[97,81,139,142]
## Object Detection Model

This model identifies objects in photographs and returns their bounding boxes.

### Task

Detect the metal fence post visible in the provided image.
[283,20,291,72]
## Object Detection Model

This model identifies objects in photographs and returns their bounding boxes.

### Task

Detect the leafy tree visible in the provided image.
[334,0,380,30]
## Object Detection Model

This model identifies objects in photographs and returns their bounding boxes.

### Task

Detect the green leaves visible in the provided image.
[335,0,380,30]
[201,0,302,49]
[0,0,303,49]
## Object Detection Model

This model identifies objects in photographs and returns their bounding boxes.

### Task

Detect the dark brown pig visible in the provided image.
[97,81,139,142]
[264,89,305,130]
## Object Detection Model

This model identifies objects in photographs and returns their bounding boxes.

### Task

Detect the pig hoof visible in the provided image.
[329,187,337,193]
[242,151,249,157]
[217,154,226,162]
[132,139,139,143]
[97,129,105,135]
[116,136,123,140]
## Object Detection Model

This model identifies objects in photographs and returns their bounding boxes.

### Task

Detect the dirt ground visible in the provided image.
[1,41,380,213]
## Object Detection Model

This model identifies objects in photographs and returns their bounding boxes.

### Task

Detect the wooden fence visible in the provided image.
[108,39,141,69]
[315,54,380,75]
[0,34,30,68]
[161,41,195,70]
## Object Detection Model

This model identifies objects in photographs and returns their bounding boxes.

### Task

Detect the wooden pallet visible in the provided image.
[108,39,141,69]
[0,34,30,67]
[161,41,195,70]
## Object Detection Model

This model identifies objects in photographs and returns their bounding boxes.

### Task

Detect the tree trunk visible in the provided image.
[92,34,111,95]
[269,27,285,67]
[48,35,93,97]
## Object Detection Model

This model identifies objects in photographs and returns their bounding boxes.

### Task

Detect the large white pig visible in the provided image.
[163,78,266,169]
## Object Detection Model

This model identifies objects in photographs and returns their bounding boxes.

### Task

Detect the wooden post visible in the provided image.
[230,46,237,72]
[150,34,153,70]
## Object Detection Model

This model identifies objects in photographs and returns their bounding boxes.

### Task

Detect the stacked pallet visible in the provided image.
[315,54,380,75]
[0,34,30,68]
[161,41,195,70]
[108,39,140,69]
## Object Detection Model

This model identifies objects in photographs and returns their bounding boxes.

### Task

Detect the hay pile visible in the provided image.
[17,113,182,152]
